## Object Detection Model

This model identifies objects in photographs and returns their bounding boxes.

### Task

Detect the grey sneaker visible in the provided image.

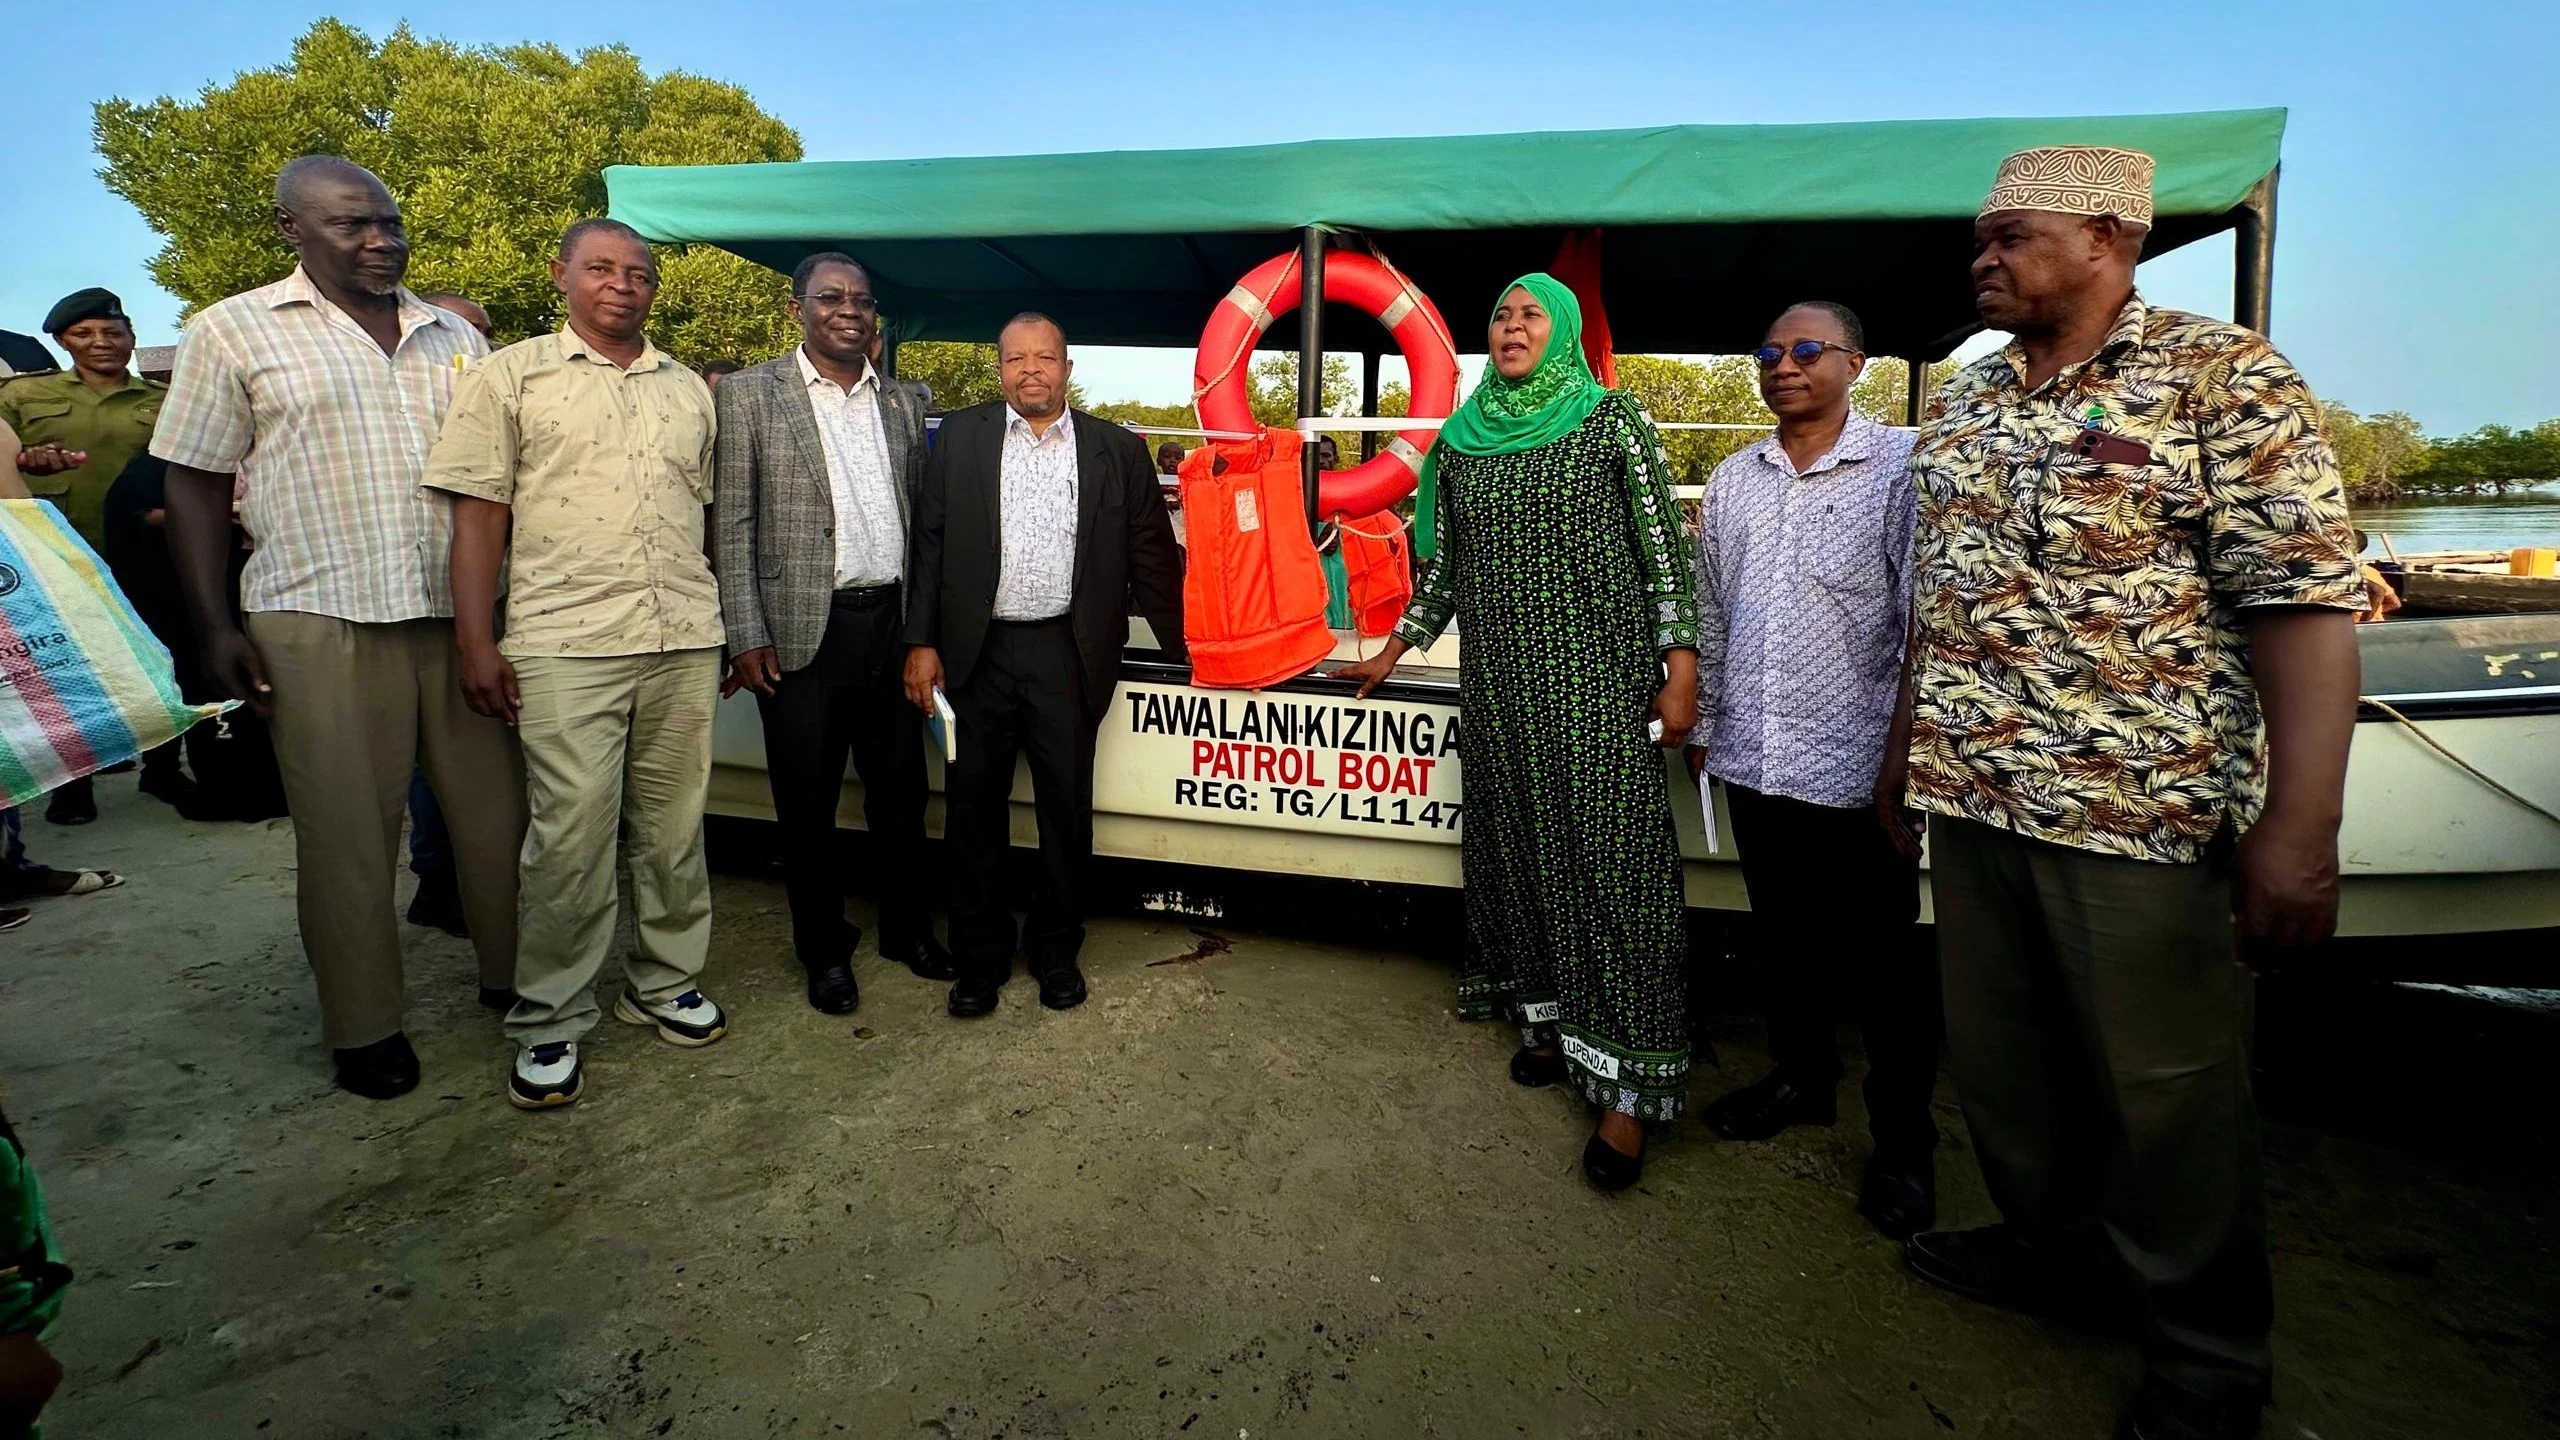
[614,988,728,1048]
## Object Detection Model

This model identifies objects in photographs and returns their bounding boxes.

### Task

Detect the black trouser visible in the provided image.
[943,617,1096,986]
[755,587,935,969]
[1723,781,1939,1161]
[140,740,182,783]
[1930,815,2271,1404]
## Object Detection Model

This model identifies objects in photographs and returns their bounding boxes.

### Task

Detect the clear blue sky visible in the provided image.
[4,2,2551,433]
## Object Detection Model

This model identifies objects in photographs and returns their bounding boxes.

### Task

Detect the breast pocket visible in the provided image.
[2032,431,2201,574]
[10,399,73,436]
[1804,498,1889,599]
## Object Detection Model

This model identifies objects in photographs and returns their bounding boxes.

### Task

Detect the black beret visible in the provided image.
[42,288,126,336]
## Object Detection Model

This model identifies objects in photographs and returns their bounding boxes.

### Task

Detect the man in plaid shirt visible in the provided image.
[153,156,528,1101]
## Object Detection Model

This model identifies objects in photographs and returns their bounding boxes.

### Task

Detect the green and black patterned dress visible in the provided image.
[1393,391,1700,1121]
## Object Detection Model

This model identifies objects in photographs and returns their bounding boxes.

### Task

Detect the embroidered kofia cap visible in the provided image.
[1979,146,2155,228]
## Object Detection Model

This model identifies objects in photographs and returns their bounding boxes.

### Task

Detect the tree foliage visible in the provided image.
[894,343,1005,412]
[1249,353,1397,461]
[1246,353,1356,426]
[2400,419,2560,494]
[2323,405,2431,501]
[93,19,803,363]
[2323,403,2560,502]
[1614,355,1768,481]
[1084,399,1193,433]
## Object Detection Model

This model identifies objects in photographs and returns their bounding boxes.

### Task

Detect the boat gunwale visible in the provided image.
[1121,658,2560,721]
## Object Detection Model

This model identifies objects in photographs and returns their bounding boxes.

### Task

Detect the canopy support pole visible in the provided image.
[1299,227,1327,527]
[1903,358,1925,427]
[1359,351,1381,463]
[2234,165,2279,336]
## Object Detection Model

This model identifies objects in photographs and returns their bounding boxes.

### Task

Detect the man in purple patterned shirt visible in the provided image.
[1684,301,1939,1240]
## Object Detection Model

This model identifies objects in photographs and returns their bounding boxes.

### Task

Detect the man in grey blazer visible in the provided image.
[713,252,954,1016]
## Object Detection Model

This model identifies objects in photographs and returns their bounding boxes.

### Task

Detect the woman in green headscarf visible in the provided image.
[1340,274,1699,1191]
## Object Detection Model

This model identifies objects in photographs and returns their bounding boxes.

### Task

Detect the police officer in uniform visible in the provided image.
[0,288,169,823]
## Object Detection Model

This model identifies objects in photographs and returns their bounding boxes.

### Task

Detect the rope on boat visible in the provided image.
[2362,698,2560,829]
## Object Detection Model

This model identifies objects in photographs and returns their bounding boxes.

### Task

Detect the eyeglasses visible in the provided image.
[796,290,879,316]
[1752,340,1858,369]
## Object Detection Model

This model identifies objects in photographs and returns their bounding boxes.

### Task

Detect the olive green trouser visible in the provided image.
[503,649,720,1049]
[1929,815,2272,1405]
[248,613,525,1049]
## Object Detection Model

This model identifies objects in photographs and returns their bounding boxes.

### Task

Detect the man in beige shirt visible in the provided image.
[425,218,727,1111]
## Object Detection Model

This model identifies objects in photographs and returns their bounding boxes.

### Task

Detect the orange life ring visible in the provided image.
[1192,250,1460,521]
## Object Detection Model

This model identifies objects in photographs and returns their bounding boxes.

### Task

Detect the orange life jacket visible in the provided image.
[1333,513,1413,638]
[1178,428,1336,690]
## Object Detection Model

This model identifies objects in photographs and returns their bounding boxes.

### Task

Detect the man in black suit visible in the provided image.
[902,313,1185,1017]
[714,253,951,1016]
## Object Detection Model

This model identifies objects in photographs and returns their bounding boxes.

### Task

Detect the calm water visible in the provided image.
[2354,482,2560,555]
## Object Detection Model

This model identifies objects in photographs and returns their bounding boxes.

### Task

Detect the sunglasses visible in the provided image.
[1752,340,1858,369]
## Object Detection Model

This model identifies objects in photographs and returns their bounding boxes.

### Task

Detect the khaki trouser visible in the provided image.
[247,613,527,1049]
[1929,815,2272,1404]
[504,649,720,1048]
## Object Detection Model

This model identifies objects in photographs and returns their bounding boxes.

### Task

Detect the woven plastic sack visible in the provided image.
[0,499,229,809]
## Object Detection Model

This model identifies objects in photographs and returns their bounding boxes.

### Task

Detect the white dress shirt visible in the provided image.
[795,347,905,588]
[1692,413,1918,808]
[994,406,1081,620]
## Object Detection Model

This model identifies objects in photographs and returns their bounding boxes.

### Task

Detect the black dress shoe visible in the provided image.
[804,962,859,1016]
[138,767,198,809]
[1903,1224,2076,1313]
[1034,962,1087,1011]
[1509,1046,1565,1088]
[1701,1069,1837,1142]
[882,931,959,982]
[478,986,517,1013]
[332,1033,421,1100]
[1581,1130,1644,1193]
[1857,1153,1938,1240]
[2116,1374,2265,1440]
[405,867,470,938]
[947,976,1002,1018]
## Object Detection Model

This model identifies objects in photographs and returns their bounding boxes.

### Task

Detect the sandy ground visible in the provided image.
[2,783,2554,1439]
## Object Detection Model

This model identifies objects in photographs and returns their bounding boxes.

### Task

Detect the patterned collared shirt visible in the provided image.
[421,328,723,659]
[1693,413,1917,809]
[1906,293,2364,864]
[794,347,904,588]
[994,406,1080,621]
[149,268,488,622]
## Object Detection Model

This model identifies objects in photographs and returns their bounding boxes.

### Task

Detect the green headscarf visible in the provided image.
[1415,272,1606,558]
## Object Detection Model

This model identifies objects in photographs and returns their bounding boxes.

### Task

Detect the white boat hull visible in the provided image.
[708,626,2560,939]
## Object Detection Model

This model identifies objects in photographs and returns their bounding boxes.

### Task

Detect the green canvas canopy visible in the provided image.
[605,108,2284,362]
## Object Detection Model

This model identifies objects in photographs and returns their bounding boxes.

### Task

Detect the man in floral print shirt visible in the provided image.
[1879,147,2363,1440]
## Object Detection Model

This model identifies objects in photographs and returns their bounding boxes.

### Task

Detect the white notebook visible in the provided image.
[928,686,958,763]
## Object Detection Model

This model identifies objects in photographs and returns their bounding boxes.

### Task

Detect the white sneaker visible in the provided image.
[614,988,728,1048]
[508,1041,582,1110]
